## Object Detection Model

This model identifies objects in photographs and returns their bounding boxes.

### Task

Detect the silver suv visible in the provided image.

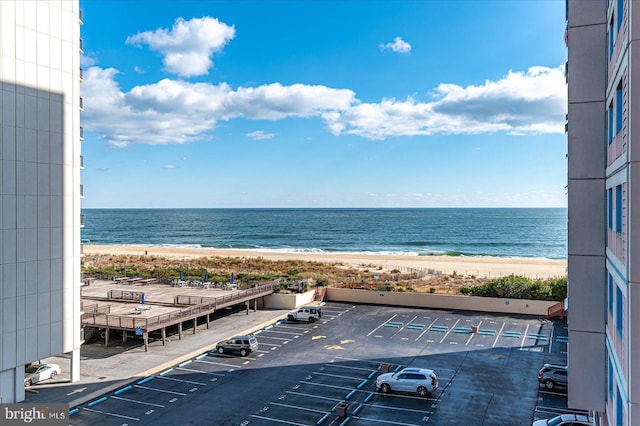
[216,335,258,357]
[538,364,568,390]
[376,367,438,397]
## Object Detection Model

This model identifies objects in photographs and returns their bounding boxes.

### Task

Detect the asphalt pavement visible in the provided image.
[23,307,290,409]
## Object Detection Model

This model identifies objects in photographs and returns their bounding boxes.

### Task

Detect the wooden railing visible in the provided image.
[547,301,565,319]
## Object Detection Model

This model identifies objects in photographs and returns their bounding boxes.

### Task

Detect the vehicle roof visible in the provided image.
[542,364,568,369]
[557,413,592,422]
[400,368,434,374]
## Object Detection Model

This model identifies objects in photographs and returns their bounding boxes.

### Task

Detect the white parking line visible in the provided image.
[285,390,342,403]
[415,317,440,341]
[465,320,482,345]
[353,415,422,426]
[155,375,207,386]
[255,336,292,341]
[299,381,354,391]
[364,401,432,414]
[324,364,372,372]
[250,414,309,425]
[312,371,365,381]
[260,330,305,336]
[367,314,398,336]
[83,407,140,421]
[176,366,225,377]
[492,322,506,348]
[439,319,460,344]
[521,324,530,348]
[270,402,327,414]
[195,359,240,368]
[133,385,186,396]
[111,396,165,408]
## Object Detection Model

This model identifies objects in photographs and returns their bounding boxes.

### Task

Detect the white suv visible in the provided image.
[376,367,438,397]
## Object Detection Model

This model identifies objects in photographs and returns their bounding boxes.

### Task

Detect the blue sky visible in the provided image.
[80,0,567,208]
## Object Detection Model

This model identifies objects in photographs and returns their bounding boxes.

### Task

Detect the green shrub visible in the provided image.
[459,275,567,301]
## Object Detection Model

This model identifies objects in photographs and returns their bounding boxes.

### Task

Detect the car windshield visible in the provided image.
[547,416,566,426]
[25,365,39,374]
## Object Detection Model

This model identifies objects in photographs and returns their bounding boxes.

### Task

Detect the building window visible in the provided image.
[610,17,615,57]
[609,188,614,229]
[616,81,623,134]
[616,386,623,425]
[616,285,623,338]
[609,274,614,316]
[609,102,614,144]
[608,357,614,401]
[617,0,624,33]
[616,185,622,234]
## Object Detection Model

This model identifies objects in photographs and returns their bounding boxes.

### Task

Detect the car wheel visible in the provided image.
[26,379,32,387]
[240,348,247,357]
[288,315,295,321]
[309,317,316,323]
[417,386,428,397]
[50,371,57,379]
[380,383,391,393]
[218,346,224,354]
[544,380,555,390]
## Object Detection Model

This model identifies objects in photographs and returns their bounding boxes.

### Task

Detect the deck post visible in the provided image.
[105,328,109,347]
[245,301,249,315]
[122,330,127,342]
[143,332,148,352]
[162,327,166,346]
[193,318,197,334]
[206,314,210,329]
[178,322,182,340]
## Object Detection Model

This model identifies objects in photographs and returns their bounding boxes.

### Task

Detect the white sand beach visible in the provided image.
[83,245,567,279]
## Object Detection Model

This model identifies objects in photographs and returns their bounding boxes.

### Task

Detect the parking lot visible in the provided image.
[67,303,580,425]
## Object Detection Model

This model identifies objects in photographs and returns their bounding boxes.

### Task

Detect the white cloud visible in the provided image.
[81,65,566,146]
[380,37,412,54]
[126,17,235,77]
[134,65,145,74]
[246,130,275,140]
[162,164,177,169]
[324,66,567,139]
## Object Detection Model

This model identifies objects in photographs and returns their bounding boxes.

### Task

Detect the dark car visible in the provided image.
[538,364,568,390]
[215,335,259,357]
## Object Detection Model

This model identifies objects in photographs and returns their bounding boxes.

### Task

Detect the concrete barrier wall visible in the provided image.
[263,291,316,309]
[326,288,556,316]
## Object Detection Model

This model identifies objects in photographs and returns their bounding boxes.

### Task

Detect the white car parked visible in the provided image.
[376,367,438,397]
[24,363,61,387]
[532,413,594,426]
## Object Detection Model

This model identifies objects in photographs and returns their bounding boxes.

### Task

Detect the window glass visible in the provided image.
[609,189,613,228]
[616,185,623,234]
[609,103,614,144]
[616,81,623,134]
[616,285,623,338]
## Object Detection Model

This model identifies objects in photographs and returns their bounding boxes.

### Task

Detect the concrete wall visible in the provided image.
[325,288,556,316]
[567,0,607,412]
[263,291,316,310]
[0,0,83,403]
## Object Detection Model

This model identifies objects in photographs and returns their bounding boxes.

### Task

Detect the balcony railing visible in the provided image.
[80,126,84,140]
[80,67,83,81]
[80,213,85,227]
[80,155,84,169]
[79,97,83,111]
[80,184,84,198]
[79,38,83,53]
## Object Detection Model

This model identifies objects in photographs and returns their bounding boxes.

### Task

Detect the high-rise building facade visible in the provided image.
[567,0,638,424]
[0,0,83,403]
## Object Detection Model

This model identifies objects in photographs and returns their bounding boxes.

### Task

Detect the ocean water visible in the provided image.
[81,208,567,260]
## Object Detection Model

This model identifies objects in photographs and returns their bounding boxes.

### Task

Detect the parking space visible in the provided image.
[69,303,576,425]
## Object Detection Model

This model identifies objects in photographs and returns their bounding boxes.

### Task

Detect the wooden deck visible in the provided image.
[80,279,276,351]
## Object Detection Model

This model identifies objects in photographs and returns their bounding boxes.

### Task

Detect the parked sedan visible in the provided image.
[532,413,594,426]
[24,363,61,387]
